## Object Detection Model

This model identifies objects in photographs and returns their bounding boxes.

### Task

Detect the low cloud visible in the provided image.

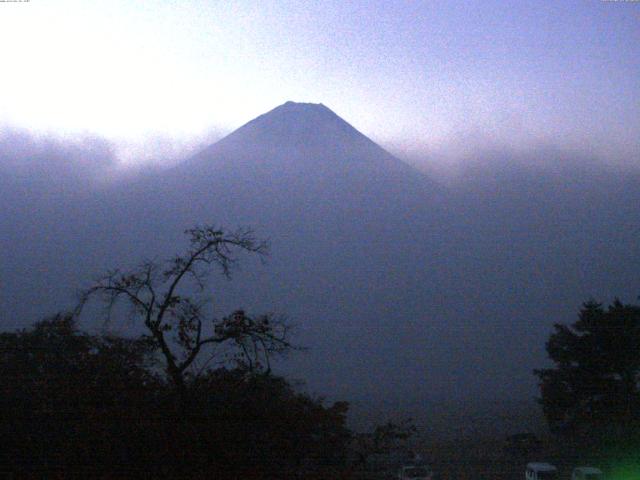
[0,127,119,193]
[0,125,229,193]
[388,134,640,188]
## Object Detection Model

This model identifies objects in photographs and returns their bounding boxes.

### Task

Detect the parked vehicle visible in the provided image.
[526,462,558,480]
[571,467,603,480]
[398,464,434,480]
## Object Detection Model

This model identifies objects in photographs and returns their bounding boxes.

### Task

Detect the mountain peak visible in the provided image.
[180,100,442,200]
[187,101,434,186]
[282,100,324,108]
[266,100,339,121]
[209,100,375,156]
[279,100,330,113]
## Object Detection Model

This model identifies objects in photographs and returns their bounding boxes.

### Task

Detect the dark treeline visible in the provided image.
[0,314,351,478]
[535,298,640,470]
[1,220,638,477]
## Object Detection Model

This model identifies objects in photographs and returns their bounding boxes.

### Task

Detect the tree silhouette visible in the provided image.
[77,225,293,396]
[535,299,640,438]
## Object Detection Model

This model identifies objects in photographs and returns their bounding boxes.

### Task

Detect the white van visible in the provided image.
[398,464,433,480]
[571,467,603,480]
[526,462,558,480]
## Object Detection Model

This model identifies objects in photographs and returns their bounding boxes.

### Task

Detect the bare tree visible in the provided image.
[77,226,293,395]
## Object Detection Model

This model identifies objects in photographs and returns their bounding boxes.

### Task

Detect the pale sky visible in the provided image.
[1,0,639,163]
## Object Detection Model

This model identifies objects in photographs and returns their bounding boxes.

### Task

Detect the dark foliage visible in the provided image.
[0,315,351,477]
[534,299,640,446]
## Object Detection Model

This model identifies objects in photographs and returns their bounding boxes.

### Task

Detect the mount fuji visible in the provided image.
[2,101,639,426]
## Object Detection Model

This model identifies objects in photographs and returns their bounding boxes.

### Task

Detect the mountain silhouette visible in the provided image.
[173,101,443,217]
[111,102,453,403]
[188,101,426,170]
[2,102,638,421]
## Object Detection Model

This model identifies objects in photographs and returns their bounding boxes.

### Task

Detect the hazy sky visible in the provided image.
[1,0,639,163]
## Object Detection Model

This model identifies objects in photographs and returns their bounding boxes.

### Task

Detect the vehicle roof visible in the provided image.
[527,462,558,471]
[574,467,603,474]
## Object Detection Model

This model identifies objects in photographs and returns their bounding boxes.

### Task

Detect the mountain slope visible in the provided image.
[171,101,444,219]
[2,102,638,415]
[186,101,428,173]
[110,101,454,402]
